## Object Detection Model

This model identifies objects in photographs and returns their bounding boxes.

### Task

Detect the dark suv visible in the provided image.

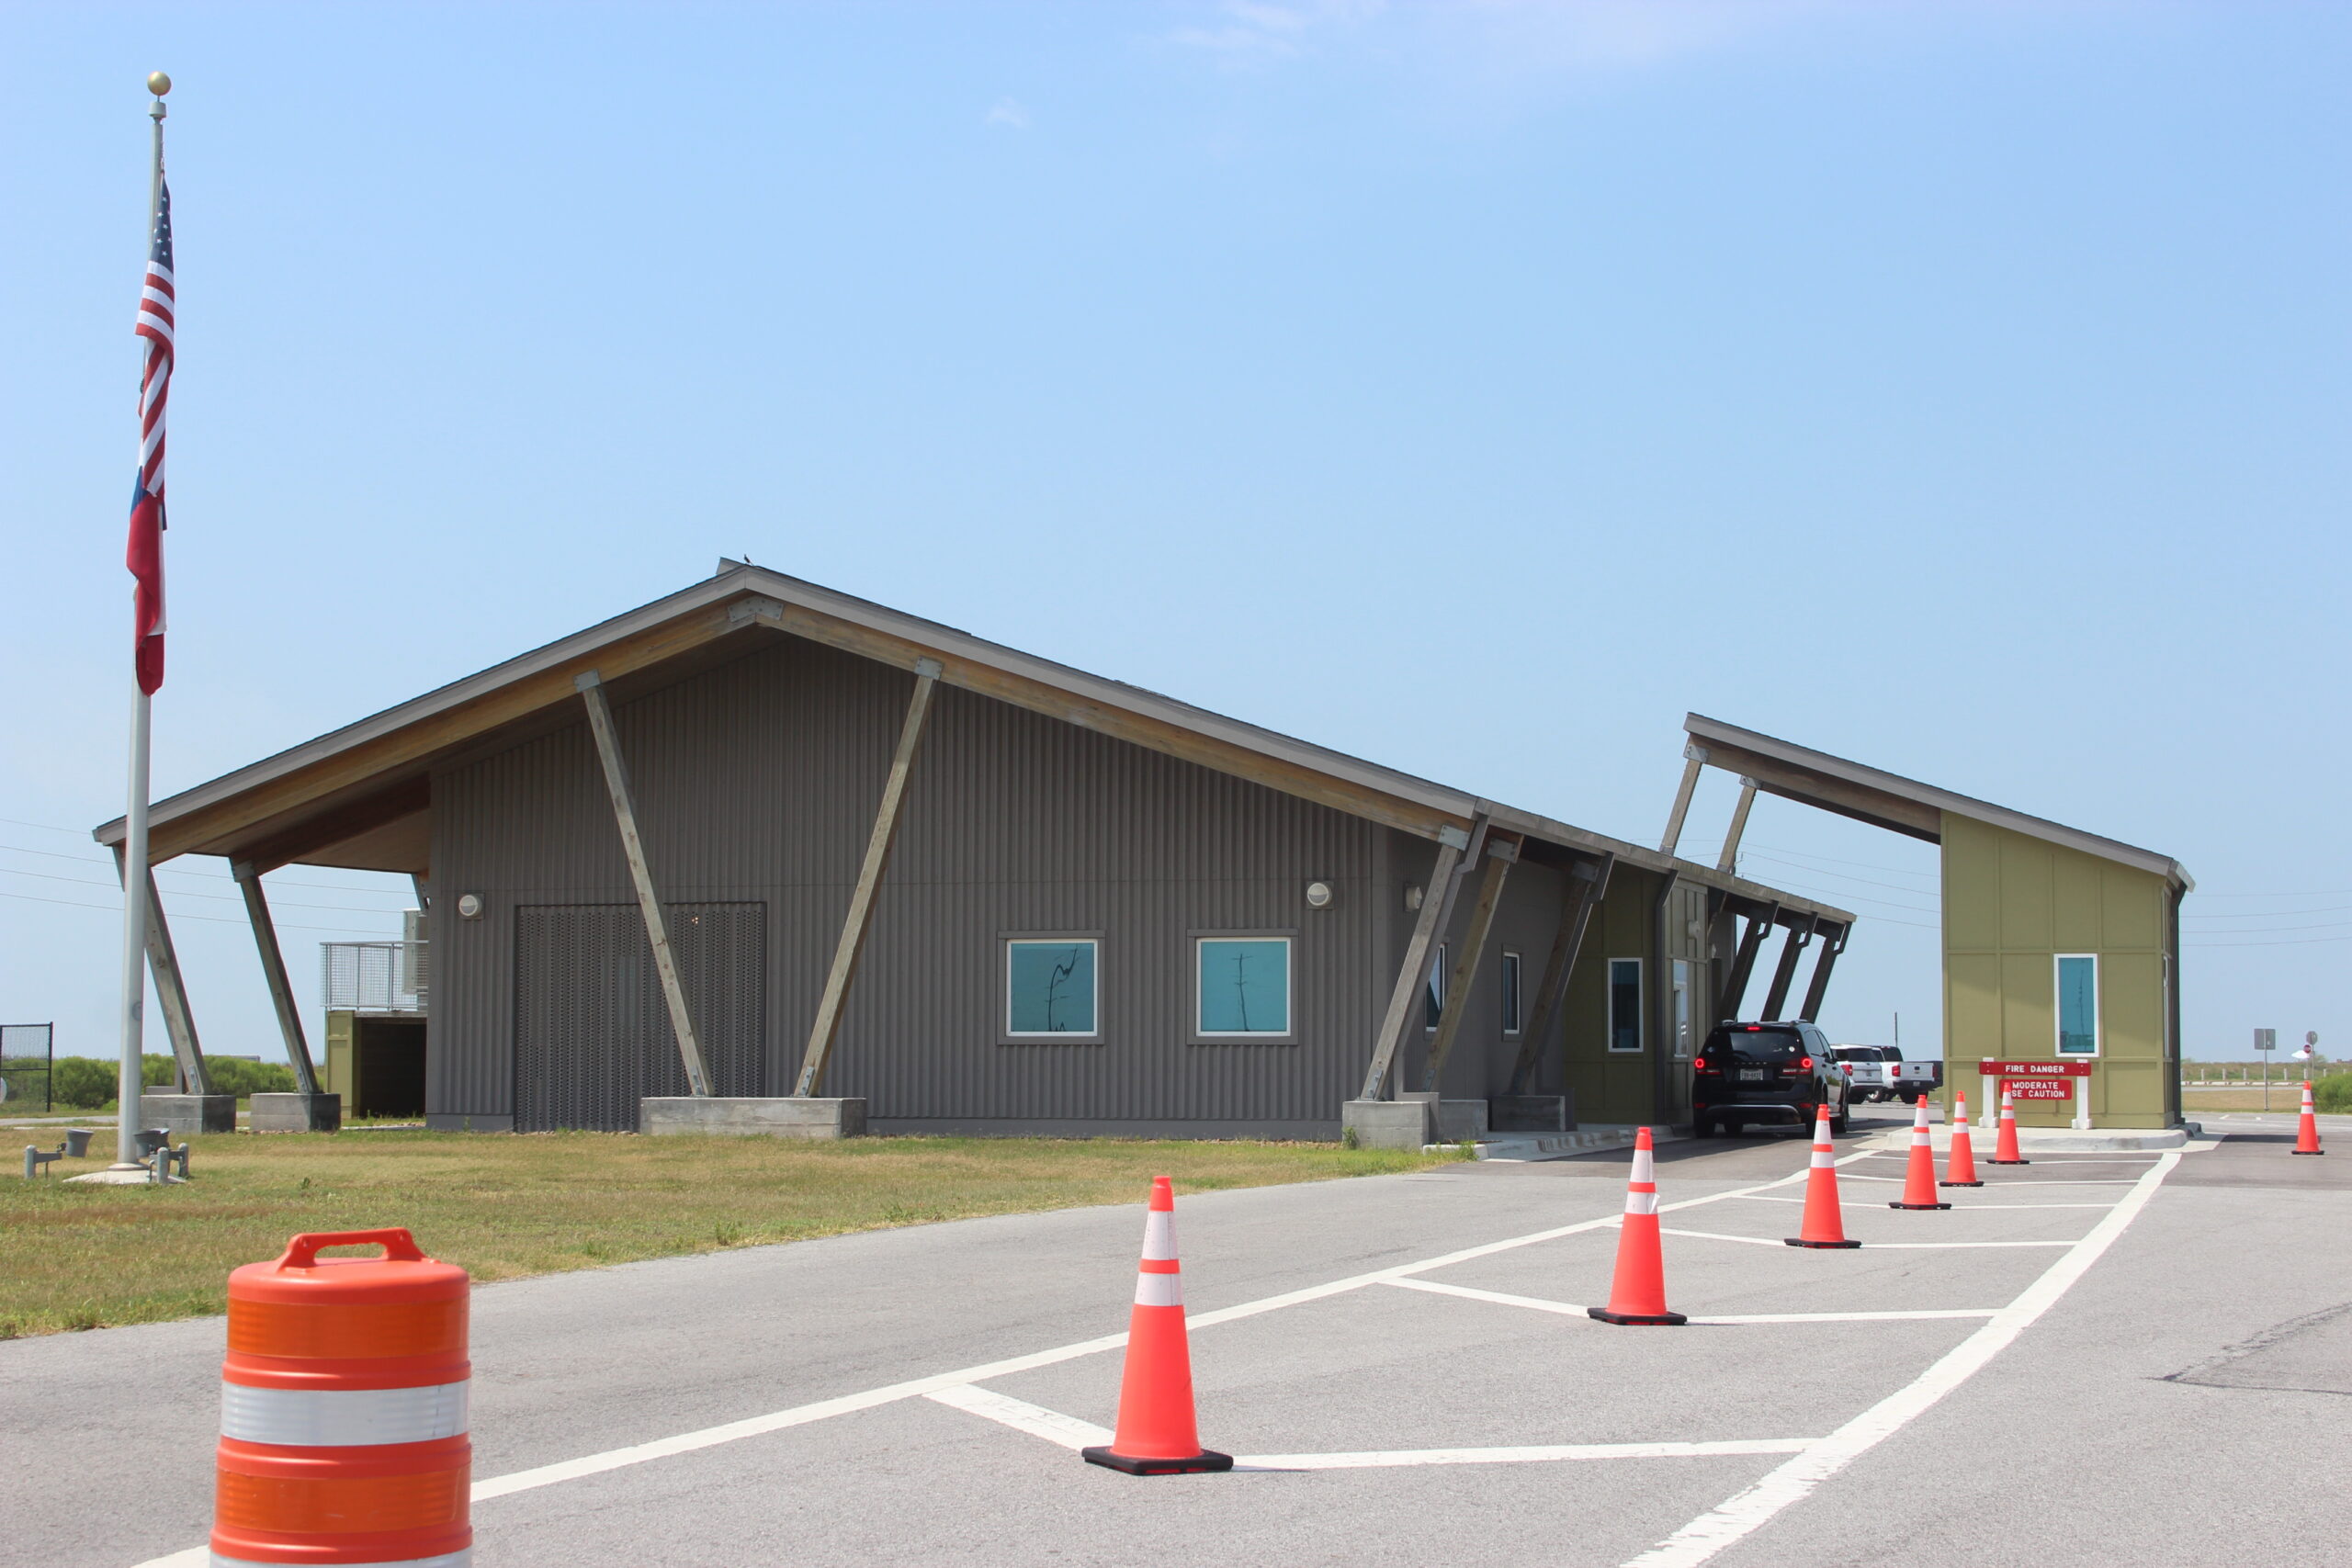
[1693,1021,1850,1137]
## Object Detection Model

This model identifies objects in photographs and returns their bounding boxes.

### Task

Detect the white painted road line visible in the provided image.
[1731,1195,2118,1211]
[1379,1277,1999,1327]
[925,1374,1825,1472]
[1239,1438,1818,1471]
[1693,1309,2000,1325]
[925,1383,1111,1450]
[1619,1148,2180,1568]
[1382,1276,1589,1315]
[1657,1228,1788,1247]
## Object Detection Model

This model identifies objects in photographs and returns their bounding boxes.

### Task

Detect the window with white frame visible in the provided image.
[2055,953,2098,1055]
[1500,951,1522,1035]
[1608,957,1643,1053]
[1671,958,1692,1058]
[1004,938,1099,1039]
[1197,937,1292,1038]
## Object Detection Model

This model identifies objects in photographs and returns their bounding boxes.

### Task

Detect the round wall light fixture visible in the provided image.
[1305,879,1336,910]
[1403,884,1425,912]
[456,893,485,920]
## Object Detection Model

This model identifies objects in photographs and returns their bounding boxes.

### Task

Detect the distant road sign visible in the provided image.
[2256,1029,2277,1052]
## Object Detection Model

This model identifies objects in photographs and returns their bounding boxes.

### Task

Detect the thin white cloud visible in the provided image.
[1166,0,1387,69]
[1163,0,1908,75]
[984,96,1031,129]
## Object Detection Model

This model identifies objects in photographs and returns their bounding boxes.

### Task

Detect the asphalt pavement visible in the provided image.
[7,1104,2346,1568]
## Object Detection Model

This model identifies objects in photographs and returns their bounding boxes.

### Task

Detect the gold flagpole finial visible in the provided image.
[147,71,172,96]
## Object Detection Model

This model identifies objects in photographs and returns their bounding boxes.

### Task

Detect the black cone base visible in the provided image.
[1939,1179,1984,1187]
[1083,1446,1234,1475]
[1889,1201,1952,1211]
[2292,1149,2324,1156]
[1986,1158,2030,1166]
[1587,1306,1687,1325]
[1785,1237,1861,1249]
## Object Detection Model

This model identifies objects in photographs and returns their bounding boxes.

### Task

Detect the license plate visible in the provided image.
[1737,1068,1769,1082]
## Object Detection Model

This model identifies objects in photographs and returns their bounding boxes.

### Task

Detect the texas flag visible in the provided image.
[129,175,174,694]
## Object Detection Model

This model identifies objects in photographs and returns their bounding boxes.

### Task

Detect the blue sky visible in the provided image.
[3,2,2346,1072]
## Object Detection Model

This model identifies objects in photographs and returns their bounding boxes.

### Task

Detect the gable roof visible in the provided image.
[91,562,1853,924]
[1683,713,2191,891]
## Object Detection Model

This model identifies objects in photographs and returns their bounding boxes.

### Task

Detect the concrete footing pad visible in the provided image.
[248,1093,342,1133]
[639,1097,867,1138]
[141,1094,238,1134]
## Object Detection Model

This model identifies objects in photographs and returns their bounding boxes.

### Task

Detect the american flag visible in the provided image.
[128,175,174,694]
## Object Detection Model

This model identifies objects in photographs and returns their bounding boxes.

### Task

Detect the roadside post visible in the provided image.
[2256,1028,2276,1111]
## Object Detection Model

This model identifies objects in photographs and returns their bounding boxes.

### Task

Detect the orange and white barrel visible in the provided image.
[213,1228,471,1567]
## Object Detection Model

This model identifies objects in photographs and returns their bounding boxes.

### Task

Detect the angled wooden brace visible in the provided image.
[795,659,942,1098]
[1420,831,1521,1092]
[1506,851,1612,1097]
[1359,816,1487,1100]
[578,670,713,1098]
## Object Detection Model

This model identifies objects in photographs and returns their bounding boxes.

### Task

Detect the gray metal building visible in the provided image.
[96,563,1854,1140]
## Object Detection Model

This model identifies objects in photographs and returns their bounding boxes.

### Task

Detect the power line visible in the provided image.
[1,840,415,897]
[0,885,397,936]
[0,863,417,916]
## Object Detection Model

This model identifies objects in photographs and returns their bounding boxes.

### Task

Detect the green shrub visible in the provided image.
[2313,1077,2352,1114]
[206,1057,298,1097]
[51,1057,121,1109]
[50,1054,264,1107]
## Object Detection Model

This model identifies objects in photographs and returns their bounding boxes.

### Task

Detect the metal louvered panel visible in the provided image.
[513,902,765,1132]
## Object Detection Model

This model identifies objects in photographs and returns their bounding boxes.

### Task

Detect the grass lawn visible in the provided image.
[1,1128,1457,1339]
[2179,1086,2329,1111]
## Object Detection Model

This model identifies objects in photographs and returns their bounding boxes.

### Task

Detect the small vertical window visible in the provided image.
[2056,954,2098,1055]
[1006,939,1099,1037]
[1671,958,1692,1059]
[1500,951,1522,1034]
[1608,958,1643,1053]
[1198,937,1292,1036]
[1424,942,1447,1029]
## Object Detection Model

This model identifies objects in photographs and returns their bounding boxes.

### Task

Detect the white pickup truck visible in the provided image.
[1831,1046,1944,1105]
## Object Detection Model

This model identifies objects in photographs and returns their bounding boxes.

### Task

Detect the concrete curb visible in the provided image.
[1877,1125,2192,1153]
[1444,1124,1692,1162]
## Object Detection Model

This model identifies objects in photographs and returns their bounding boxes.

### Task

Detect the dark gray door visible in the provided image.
[514,902,766,1132]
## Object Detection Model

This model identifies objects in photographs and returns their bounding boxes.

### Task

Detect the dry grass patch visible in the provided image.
[1,1128,1456,1338]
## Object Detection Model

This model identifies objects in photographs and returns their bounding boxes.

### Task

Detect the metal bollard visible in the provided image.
[25,1144,64,1179]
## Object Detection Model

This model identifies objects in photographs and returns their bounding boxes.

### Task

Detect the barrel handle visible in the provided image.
[277,1228,426,1269]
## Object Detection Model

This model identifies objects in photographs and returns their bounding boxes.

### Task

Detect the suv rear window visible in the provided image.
[1702,1026,1806,1059]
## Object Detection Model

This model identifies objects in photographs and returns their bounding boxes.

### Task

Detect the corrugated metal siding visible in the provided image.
[431,637,1385,1133]
[513,902,766,1131]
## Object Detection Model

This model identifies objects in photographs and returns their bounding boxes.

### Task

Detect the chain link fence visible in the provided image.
[2,1022,55,1113]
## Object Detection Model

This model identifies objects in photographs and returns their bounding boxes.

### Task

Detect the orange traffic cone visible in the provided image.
[1890,1096,1951,1210]
[1988,1088,2030,1166]
[1588,1127,1686,1325]
[2293,1081,2324,1156]
[1941,1092,1984,1187]
[1082,1177,1232,1474]
[1786,1107,1860,1248]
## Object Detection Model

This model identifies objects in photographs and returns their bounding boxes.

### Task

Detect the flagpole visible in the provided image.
[112,73,169,1171]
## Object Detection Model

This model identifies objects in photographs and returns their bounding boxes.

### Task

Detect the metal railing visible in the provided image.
[321,942,429,1014]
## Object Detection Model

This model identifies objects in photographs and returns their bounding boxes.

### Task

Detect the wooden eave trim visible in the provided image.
[106,598,744,863]
[1686,713,2189,886]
